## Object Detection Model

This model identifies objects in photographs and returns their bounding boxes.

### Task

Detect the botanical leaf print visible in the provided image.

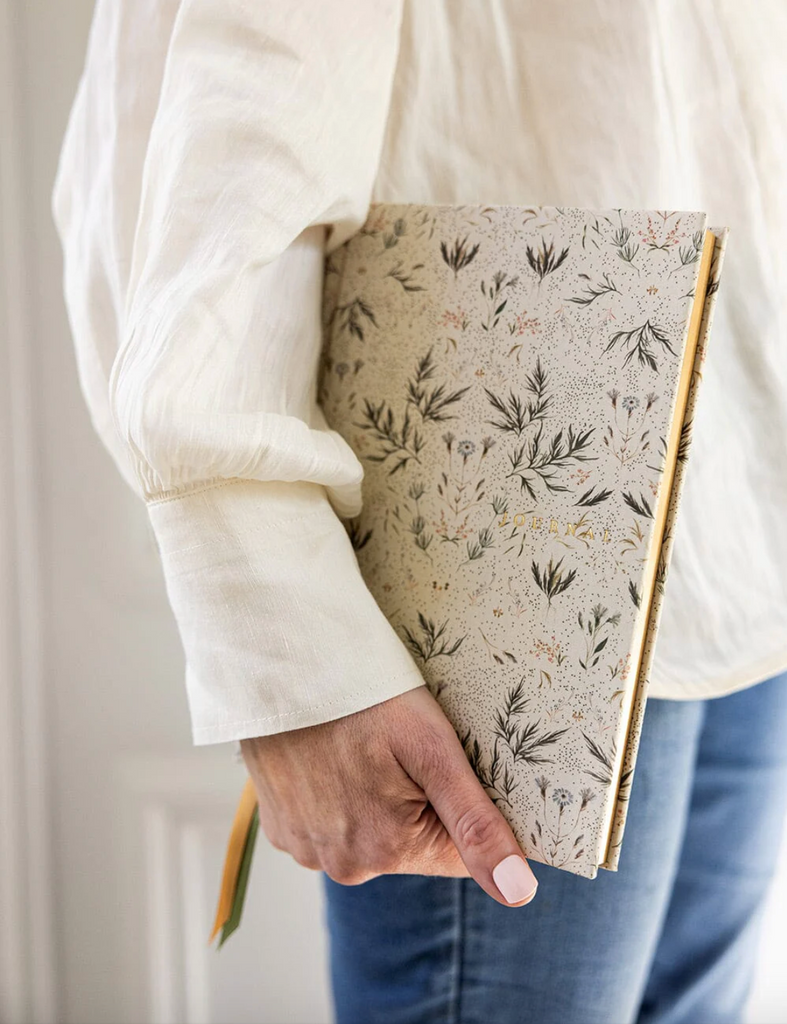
[319,202,728,878]
[604,319,677,371]
[491,680,569,766]
[673,230,706,274]
[604,389,659,467]
[481,270,519,330]
[622,490,655,519]
[385,258,426,293]
[332,295,378,342]
[380,216,407,251]
[611,226,641,272]
[526,236,570,282]
[582,733,633,801]
[355,398,425,474]
[575,485,614,507]
[440,233,481,278]
[461,733,518,808]
[531,556,578,613]
[345,518,372,552]
[578,605,621,671]
[676,420,693,462]
[567,272,620,306]
[507,422,596,499]
[407,348,471,422]
[531,775,597,868]
[484,357,552,436]
[400,612,465,664]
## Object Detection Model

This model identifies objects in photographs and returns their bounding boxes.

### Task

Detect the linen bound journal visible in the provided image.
[211,204,729,944]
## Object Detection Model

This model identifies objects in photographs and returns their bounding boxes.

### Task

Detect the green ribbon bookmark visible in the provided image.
[217,804,259,947]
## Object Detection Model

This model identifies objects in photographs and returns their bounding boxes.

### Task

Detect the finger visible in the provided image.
[394,847,470,877]
[396,722,538,907]
[391,809,471,878]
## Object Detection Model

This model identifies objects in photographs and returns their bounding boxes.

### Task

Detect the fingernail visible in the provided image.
[492,854,538,905]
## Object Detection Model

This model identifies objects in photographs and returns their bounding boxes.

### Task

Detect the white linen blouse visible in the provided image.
[52,0,787,745]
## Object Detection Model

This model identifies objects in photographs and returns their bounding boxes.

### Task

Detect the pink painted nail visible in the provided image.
[492,854,538,905]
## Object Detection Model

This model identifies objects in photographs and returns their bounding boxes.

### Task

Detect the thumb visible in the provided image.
[396,712,539,907]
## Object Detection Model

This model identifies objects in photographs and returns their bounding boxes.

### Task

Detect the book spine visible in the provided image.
[601,227,730,870]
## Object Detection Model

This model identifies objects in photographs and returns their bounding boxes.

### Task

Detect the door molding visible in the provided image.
[0,0,58,1019]
[116,753,246,1024]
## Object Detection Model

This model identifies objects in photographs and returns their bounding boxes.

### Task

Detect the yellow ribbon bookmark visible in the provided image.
[209,777,259,945]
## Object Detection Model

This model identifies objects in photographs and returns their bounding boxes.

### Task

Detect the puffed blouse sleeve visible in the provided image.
[52,0,426,744]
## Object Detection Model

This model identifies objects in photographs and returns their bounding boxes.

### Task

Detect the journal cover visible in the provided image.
[317,203,729,879]
[210,203,730,945]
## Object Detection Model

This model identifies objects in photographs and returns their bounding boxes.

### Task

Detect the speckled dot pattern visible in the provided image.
[319,203,728,877]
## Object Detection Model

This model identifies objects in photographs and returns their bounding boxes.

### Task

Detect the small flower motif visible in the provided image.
[439,307,470,331]
[644,392,658,411]
[481,435,497,456]
[572,710,584,721]
[530,636,564,665]
[511,311,541,336]
[621,395,640,413]
[580,788,596,810]
[647,284,659,294]
[493,607,504,617]
[442,432,455,452]
[457,439,476,458]
[535,776,550,799]
[552,788,574,809]
[607,388,619,409]
[335,362,350,380]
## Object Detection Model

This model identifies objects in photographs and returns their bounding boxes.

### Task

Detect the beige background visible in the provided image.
[0,1,784,1021]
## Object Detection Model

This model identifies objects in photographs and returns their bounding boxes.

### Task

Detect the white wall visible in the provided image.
[3,0,332,1019]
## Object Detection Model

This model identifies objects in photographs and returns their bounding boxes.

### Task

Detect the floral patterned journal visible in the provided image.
[318,204,729,878]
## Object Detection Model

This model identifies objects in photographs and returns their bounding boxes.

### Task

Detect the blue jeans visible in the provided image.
[323,670,787,1024]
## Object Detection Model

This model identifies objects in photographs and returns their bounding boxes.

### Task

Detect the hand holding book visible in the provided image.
[211,685,539,945]
[211,204,729,943]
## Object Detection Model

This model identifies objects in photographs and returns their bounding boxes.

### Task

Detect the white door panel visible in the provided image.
[117,754,331,1024]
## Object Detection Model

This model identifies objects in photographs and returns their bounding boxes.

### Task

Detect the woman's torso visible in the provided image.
[371,0,787,699]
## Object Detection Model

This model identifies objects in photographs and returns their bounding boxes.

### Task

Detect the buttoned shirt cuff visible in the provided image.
[145,476,426,745]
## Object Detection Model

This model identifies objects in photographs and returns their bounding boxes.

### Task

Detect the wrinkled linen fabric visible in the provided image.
[52,0,787,743]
